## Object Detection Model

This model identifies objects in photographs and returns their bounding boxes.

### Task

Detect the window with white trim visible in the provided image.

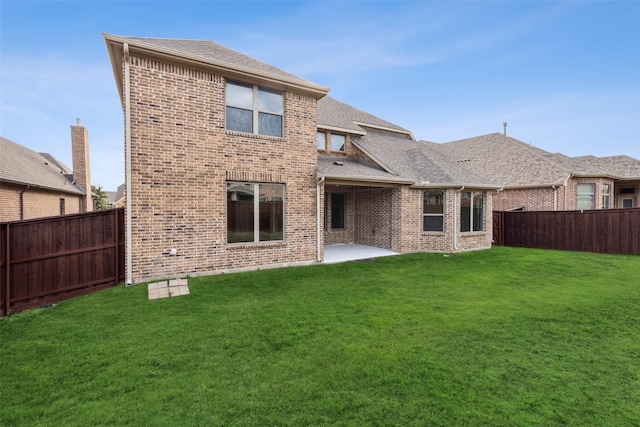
[225,81,283,137]
[227,182,284,243]
[423,190,444,232]
[602,184,611,209]
[577,183,594,210]
[460,191,484,232]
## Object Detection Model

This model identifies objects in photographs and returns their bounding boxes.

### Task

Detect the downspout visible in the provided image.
[124,43,133,286]
[452,186,464,251]
[316,176,325,262]
[563,174,573,210]
[19,185,30,220]
[552,185,558,211]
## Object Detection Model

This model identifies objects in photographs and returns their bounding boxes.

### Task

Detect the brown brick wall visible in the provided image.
[126,55,319,283]
[0,181,81,221]
[493,187,557,211]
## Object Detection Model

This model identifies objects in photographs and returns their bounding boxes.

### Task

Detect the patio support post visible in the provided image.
[316,177,325,262]
[124,42,133,286]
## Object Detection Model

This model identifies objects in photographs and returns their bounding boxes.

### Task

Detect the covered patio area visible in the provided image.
[323,243,399,264]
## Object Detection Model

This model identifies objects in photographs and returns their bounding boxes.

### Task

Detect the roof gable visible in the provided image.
[0,137,84,194]
[317,96,411,136]
[104,34,329,102]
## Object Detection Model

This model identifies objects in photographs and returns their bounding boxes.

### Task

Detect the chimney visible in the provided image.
[71,118,93,212]
[503,122,507,136]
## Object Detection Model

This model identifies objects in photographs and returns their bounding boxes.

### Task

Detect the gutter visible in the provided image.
[316,177,325,262]
[19,185,30,220]
[124,43,133,286]
[411,182,501,190]
[453,186,464,251]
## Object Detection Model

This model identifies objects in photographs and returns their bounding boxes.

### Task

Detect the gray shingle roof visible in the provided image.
[318,155,411,184]
[104,34,329,101]
[432,133,640,186]
[0,136,84,194]
[317,96,410,134]
[351,128,499,188]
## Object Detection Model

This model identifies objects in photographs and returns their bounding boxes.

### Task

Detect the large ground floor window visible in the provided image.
[460,191,484,232]
[227,182,284,243]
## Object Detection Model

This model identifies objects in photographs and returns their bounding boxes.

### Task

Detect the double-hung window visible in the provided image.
[227,182,284,243]
[460,191,484,232]
[225,81,283,137]
[423,190,444,232]
[576,184,594,210]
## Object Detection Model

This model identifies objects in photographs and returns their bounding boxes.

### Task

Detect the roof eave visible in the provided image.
[410,182,502,190]
[319,173,414,186]
[0,178,85,195]
[103,33,330,99]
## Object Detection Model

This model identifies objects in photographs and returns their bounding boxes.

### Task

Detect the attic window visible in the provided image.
[225,81,283,137]
[331,134,345,152]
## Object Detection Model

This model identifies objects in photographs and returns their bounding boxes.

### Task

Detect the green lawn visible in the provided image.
[1,247,639,426]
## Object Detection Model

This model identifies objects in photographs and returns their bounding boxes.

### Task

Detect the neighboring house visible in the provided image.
[104,34,500,284]
[432,133,640,211]
[106,183,126,208]
[0,120,93,221]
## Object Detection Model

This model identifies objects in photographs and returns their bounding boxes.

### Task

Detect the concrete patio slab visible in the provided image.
[323,243,399,264]
[148,279,190,300]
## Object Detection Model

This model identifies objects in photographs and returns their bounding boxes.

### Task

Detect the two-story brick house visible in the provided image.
[104,34,500,284]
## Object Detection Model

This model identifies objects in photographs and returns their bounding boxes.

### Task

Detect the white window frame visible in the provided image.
[330,134,346,153]
[225,81,283,137]
[317,131,326,150]
[602,184,611,209]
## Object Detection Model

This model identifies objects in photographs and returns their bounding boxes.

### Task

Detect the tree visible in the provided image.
[92,185,109,210]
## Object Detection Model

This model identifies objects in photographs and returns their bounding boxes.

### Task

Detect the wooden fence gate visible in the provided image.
[1,208,125,315]
[493,208,640,255]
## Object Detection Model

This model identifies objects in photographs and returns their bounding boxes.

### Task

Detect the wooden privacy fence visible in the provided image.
[493,208,640,255]
[1,208,125,316]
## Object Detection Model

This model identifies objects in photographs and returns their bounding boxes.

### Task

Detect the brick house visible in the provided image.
[432,133,640,211]
[104,34,500,284]
[0,120,93,221]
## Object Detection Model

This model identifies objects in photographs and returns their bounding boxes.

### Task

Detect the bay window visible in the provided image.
[460,191,484,232]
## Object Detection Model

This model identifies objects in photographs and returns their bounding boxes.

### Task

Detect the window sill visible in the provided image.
[226,241,286,249]
[422,231,445,235]
[460,231,487,236]
[226,130,283,141]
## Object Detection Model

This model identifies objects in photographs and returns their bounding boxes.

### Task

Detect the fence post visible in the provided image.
[4,223,11,316]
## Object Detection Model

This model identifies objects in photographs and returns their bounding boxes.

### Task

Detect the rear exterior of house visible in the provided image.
[104,34,499,284]
[105,35,331,283]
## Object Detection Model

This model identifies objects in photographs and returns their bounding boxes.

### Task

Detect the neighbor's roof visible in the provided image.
[317,96,412,136]
[431,133,640,187]
[103,34,329,102]
[0,137,84,194]
[350,128,499,189]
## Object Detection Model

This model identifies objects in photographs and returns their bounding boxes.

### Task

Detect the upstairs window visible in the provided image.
[423,190,444,232]
[331,134,345,152]
[577,184,594,210]
[317,132,326,150]
[460,191,483,232]
[226,81,283,137]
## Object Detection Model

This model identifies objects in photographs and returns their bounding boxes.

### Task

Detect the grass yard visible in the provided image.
[1,247,639,426]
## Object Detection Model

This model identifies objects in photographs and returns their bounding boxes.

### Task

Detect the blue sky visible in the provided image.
[2,1,639,191]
